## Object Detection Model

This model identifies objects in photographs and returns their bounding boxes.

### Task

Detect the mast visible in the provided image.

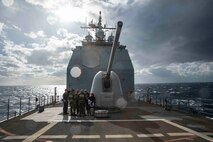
[81,11,116,44]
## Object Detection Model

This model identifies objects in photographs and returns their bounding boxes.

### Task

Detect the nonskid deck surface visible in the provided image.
[0,103,213,142]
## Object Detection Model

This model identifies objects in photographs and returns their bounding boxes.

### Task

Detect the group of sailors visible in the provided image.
[62,89,96,116]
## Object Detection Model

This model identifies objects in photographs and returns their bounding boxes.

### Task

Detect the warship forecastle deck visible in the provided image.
[0,102,213,142]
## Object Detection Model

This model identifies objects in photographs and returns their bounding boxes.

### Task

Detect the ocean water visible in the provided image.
[135,82,213,118]
[0,85,66,121]
[135,82,213,100]
[0,83,212,121]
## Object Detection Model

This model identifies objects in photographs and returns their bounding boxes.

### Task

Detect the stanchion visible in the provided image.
[19,97,22,115]
[28,97,30,112]
[7,98,10,120]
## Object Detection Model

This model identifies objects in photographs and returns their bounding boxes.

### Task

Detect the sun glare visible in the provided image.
[2,0,14,7]
[54,6,87,23]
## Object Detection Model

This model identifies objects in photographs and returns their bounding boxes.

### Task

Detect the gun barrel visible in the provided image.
[106,21,123,77]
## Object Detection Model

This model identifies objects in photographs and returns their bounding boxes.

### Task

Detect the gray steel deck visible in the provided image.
[0,102,213,142]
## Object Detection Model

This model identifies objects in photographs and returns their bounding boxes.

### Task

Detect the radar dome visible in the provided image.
[96,29,105,40]
[108,34,114,43]
[85,33,93,42]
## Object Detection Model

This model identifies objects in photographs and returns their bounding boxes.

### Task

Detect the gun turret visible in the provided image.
[90,21,125,107]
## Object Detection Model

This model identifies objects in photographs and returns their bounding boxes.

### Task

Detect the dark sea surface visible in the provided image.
[0,85,66,121]
[135,82,213,100]
[0,83,212,121]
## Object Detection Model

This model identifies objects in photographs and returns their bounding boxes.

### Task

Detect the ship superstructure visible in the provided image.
[67,12,134,99]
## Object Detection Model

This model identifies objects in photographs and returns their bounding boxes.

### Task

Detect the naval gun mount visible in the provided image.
[90,21,127,108]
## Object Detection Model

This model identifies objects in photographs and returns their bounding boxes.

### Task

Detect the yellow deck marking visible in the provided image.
[22,122,57,142]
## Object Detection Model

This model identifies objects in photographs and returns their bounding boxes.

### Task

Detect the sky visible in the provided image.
[0,0,213,85]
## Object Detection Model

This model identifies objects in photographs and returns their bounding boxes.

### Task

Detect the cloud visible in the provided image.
[1,0,14,7]
[1,0,213,85]
[0,22,7,38]
[135,62,213,83]
[25,0,149,24]
[26,49,52,65]
[24,30,46,39]
[116,0,213,67]
[3,40,31,63]
[0,54,26,78]
[25,0,67,9]
[0,25,83,85]
[11,24,21,31]
[25,31,81,66]
[46,14,58,25]
[0,22,4,33]
[167,62,213,77]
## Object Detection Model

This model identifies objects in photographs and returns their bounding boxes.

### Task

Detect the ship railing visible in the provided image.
[0,93,61,123]
[138,93,213,118]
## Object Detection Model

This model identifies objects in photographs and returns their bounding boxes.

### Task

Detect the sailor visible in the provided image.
[147,88,152,103]
[165,97,171,111]
[84,90,90,115]
[75,89,80,115]
[72,89,78,116]
[35,96,39,109]
[78,90,86,116]
[62,89,69,115]
[88,93,96,116]
[68,89,75,116]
